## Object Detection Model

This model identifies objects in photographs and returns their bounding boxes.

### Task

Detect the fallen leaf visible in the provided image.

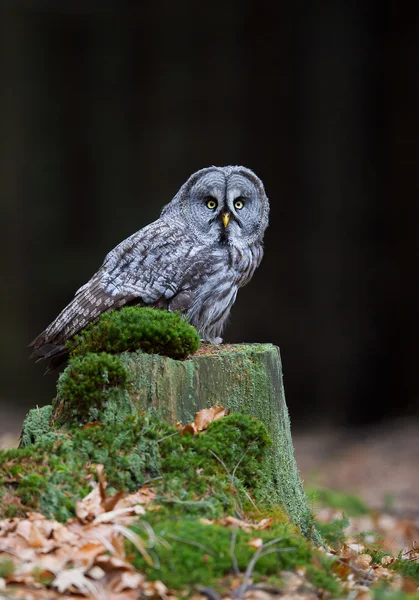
[354,592,371,600]
[354,554,372,570]
[248,537,263,550]
[82,421,102,429]
[180,423,197,436]
[179,406,227,435]
[143,579,168,598]
[381,555,396,566]
[194,406,226,431]
[87,565,106,580]
[76,483,104,522]
[112,571,145,592]
[53,566,98,595]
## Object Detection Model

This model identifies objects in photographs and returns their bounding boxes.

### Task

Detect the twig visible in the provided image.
[209,449,244,517]
[242,487,260,513]
[142,475,163,485]
[166,533,217,557]
[232,447,251,479]
[196,585,222,600]
[157,432,179,444]
[230,527,240,576]
[234,537,295,600]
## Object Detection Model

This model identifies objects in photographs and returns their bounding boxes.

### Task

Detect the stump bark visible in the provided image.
[109,343,314,538]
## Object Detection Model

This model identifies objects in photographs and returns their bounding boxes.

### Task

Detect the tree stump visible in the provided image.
[105,343,314,539]
[23,342,317,540]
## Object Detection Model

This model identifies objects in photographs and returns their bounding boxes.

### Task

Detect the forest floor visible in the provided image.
[294,418,419,516]
[1,417,419,598]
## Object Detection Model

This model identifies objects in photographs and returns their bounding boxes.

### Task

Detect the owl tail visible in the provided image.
[28,338,69,372]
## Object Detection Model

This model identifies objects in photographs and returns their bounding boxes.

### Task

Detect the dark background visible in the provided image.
[1,1,418,432]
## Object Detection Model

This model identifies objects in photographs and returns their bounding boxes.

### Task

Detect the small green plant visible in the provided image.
[67,306,200,360]
[315,515,349,548]
[391,555,419,583]
[307,487,369,516]
[371,587,417,600]
[130,517,310,590]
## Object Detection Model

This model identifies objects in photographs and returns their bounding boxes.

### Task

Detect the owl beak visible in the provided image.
[222,212,231,228]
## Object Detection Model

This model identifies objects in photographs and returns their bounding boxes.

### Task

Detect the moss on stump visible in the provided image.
[21,342,318,541]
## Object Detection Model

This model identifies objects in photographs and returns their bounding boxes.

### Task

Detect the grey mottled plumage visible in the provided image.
[30,166,270,363]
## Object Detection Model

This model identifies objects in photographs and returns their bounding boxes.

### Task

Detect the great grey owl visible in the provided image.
[30,166,270,362]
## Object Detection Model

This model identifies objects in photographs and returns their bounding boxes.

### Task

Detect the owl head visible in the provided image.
[161,166,270,247]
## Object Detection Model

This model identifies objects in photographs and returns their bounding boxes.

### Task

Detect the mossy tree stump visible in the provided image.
[62,343,313,538]
[22,334,317,540]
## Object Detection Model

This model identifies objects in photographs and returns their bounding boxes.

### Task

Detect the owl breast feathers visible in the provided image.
[30,165,270,363]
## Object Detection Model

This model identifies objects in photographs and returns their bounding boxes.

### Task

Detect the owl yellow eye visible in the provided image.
[206,198,218,210]
[234,199,245,210]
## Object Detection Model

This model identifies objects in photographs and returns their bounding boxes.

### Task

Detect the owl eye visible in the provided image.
[234,198,245,210]
[206,198,218,210]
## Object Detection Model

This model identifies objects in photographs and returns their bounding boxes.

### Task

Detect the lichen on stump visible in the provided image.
[22,340,317,541]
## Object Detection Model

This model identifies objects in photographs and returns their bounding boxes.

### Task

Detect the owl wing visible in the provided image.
[30,218,202,358]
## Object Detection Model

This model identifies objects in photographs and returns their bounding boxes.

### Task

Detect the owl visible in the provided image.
[30,166,270,363]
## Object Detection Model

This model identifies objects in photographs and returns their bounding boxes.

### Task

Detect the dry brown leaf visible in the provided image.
[248,537,263,550]
[82,421,102,430]
[87,565,106,580]
[53,566,98,595]
[74,542,106,568]
[372,565,393,579]
[112,571,145,592]
[340,543,359,559]
[179,406,227,435]
[143,579,168,598]
[354,553,372,570]
[180,422,197,436]
[199,518,215,526]
[354,592,371,600]
[381,555,396,567]
[103,490,125,513]
[76,484,104,523]
[202,515,273,532]
[194,406,226,431]
[255,517,273,529]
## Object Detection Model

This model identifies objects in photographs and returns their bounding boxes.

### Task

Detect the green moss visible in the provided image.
[0,439,95,521]
[306,558,341,595]
[371,587,418,600]
[315,515,349,548]
[2,412,273,523]
[56,352,128,424]
[390,557,419,583]
[19,405,54,447]
[158,413,272,517]
[67,306,200,360]
[307,487,369,516]
[130,516,309,590]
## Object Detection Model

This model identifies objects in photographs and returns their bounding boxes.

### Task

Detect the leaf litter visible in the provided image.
[1,409,419,599]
